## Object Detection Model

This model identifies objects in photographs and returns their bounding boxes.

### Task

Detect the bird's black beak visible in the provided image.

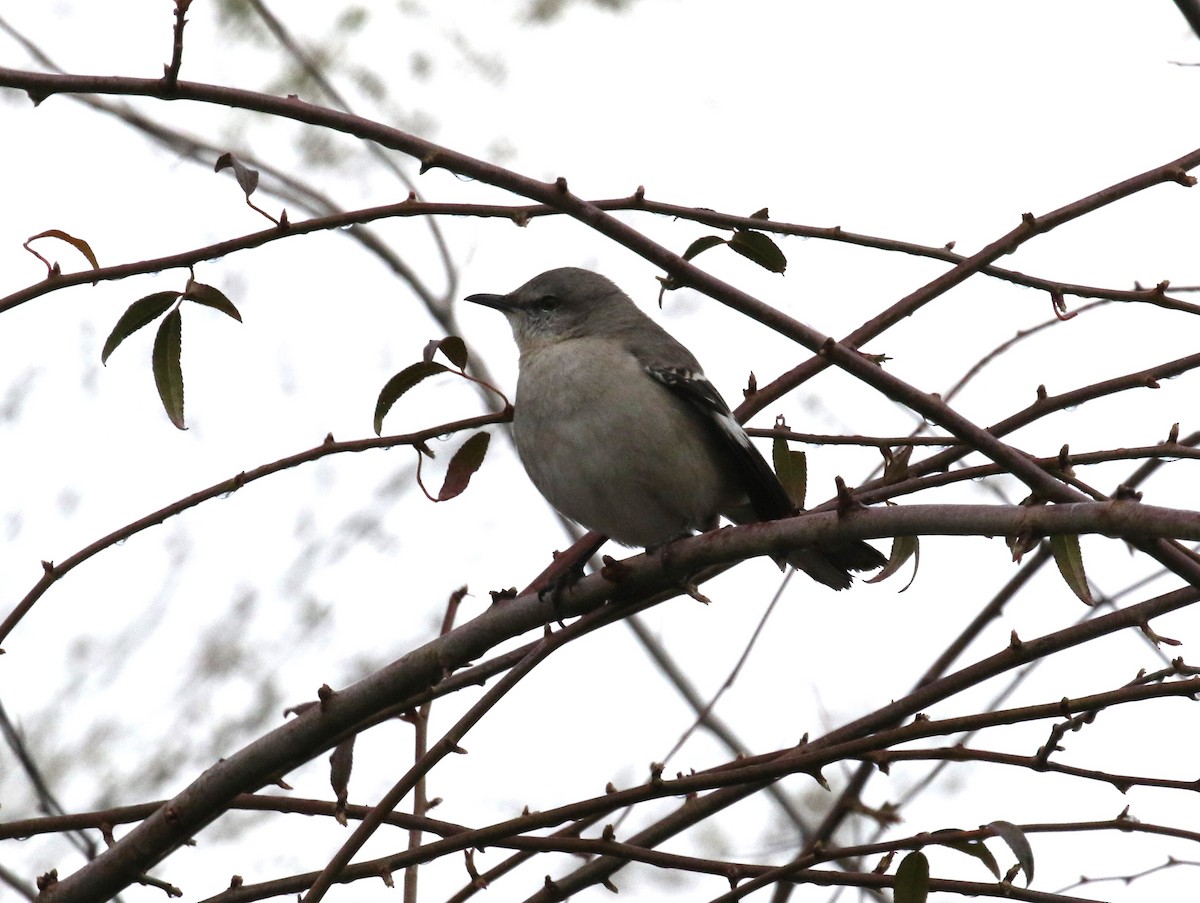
[465,292,515,313]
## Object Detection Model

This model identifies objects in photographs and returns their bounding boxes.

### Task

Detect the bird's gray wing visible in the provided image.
[644,363,795,521]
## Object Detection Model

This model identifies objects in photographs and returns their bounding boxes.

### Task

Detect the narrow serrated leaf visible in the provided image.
[28,229,100,271]
[894,851,929,903]
[866,534,919,589]
[729,229,787,273]
[423,336,469,369]
[373,361,450,435]
[438,431,491,501]
[882,444,914,484]
[771,438,806,508]
[938,838,1001,880]
[988,820,1034,884]
[182,280,243,321]
[682,235,727,261]
[1050,534,1093,605]
[153,309,185,429]
[102,291,180,363]
[214,152,260,197]
[329,736,354,827]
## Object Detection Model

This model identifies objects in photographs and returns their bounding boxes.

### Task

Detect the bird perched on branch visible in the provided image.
[467,267,885,589]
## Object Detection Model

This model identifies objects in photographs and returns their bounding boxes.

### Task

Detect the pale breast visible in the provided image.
[512,337,742,548]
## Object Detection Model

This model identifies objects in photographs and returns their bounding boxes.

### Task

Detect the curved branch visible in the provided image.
[0,412,507,646]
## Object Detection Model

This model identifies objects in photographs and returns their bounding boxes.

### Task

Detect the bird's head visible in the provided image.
[467,267,640,351]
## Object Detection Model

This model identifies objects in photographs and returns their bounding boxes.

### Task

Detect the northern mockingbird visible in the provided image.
[467,267,885,590]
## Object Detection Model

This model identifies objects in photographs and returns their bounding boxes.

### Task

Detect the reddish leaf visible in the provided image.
[214,152,260,197]
[26,229,100,271]
[438,432,491,501]
[422,336,469,369]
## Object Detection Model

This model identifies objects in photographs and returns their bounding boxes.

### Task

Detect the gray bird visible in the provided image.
[467,267,885,590]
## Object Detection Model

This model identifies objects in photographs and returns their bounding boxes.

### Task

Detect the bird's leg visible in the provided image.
[520,532,605,625]
[650,533,712,605]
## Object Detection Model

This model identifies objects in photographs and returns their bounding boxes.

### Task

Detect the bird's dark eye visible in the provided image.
[536,295,561,312]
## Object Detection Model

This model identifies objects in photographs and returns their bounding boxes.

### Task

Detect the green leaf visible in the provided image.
[987,820,1034,885]
[438,431,491,501]
[894,851,929,903]
[682,235,727,261]
[214,152,260,197]
[882,444,913,484]
[866,533,919,589]
[182,280,243,322]
[423,336,468,370]
[1050,534,1093,605]
[771,438,806,508]
[102,291,181,364]
[373,361,450,435]
[729,229,787,273]
[27,228,100,271]
[934,835,1001,880]
[153,309,185,430]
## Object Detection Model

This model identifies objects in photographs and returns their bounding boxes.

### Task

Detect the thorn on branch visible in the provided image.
[1139,621,1182,647]
[1056,444,1074,476]
[1113,484,1143,502]
[833,476,863,515]
[1168,167,1197,187]
[600,554,632,583]
[554,176,569,192]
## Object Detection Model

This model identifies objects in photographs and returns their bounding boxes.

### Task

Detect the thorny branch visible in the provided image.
[2,45,1200,903]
